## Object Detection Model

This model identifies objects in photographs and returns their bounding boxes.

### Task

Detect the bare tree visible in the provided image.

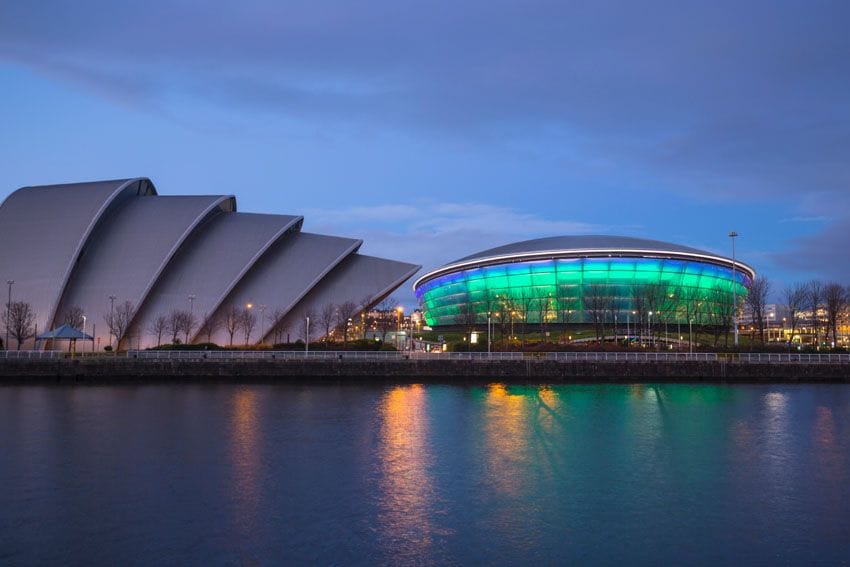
[3,301,36,350]
[455,301,478,343]
[745,277,771,345]
[533,289,554,344]
[606,294,622,343]
[165,309,192,344]
[824,282,848,348]
[59,305,85,329]
[198,312,220,344]
[583,283,607,342]
[783,283,807,345]
[493,296,511,345]
[555,284,577,344]
[183,311,197,344]
[642,283,668,346]
[320,303,336,341]
[513,289,534,348]
[147,314,168,347]
[104,300,135,348]
[336,300,359,346]
[241,307,257,346]
[807,280,824,346]
[630,285,648,344]
[223,305,242,346]
[707,286,735,348]
[267,308,288,344]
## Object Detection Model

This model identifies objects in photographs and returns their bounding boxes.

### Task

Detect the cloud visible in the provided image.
[302,201,603,242]
[2,0,849,205]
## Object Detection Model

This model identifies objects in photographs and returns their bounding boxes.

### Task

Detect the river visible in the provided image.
[1,383,848,565]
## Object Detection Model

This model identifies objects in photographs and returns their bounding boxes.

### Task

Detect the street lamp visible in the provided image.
[648,311,653,349]
[5,280,14,351]
[729,231,739,347]
[487,311,492,355]
[305,315,310,354]
[259,305,267,345]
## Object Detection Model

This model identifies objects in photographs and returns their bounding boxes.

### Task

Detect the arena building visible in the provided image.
[0,178,419,349]
[413,236,755,328]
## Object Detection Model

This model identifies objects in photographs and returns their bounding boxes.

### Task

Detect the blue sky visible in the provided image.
[2,0,848,307]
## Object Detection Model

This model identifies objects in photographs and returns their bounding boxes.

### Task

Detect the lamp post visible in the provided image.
[614,312,618,344]
[689,318,693,355]
[626,311,630,346]
[396,306,404,350]
[82,315,86,336]
[259,305,267,345]
[729,231,739,347]
[305,316,310,354]
[487,311,492,355]
[5,280,14,350]
[108,294,117,349]
[648,311,653,349]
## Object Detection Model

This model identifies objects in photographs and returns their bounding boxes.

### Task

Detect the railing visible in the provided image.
[2,349,849,364]
[735,353,850,364]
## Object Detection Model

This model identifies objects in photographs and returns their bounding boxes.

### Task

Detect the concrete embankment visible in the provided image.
[1,358,849,383]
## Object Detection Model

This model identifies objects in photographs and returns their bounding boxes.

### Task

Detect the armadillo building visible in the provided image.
[414,235,755,328]
[0,178,419,349]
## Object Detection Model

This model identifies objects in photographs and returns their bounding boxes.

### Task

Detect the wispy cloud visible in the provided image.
[778,216,832,224]
[303,201,603,239]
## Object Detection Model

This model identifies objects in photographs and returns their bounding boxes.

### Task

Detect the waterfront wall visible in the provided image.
[1,358,848,383]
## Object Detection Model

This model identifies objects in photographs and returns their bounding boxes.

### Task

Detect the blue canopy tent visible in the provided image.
[36,324,94,353]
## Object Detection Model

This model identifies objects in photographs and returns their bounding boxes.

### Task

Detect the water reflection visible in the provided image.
[229,388,261,536]
[813,406,845,479]
[483,385,532,497]
[375,385,436,560]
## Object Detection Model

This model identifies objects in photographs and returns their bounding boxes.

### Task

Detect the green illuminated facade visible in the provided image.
[414,237,755,328]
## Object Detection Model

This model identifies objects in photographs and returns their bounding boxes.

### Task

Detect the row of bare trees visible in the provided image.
[144,296,374,348]
[775,280,849,347]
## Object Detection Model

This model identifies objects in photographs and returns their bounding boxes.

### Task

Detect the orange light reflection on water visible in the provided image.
[483,384,532,497]
[376,384,438,558]
[229,388,260,535]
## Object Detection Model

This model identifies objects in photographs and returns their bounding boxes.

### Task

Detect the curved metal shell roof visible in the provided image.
[0,178,155,334]
[415,234,756,290]
[129,212,302,344]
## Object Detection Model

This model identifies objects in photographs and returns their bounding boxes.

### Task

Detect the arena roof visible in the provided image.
[415,234,756,289]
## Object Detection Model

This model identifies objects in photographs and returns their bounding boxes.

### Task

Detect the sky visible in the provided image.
[1,0,849,307]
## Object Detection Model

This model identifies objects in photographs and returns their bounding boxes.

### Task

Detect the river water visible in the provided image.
[1,383,848,565]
